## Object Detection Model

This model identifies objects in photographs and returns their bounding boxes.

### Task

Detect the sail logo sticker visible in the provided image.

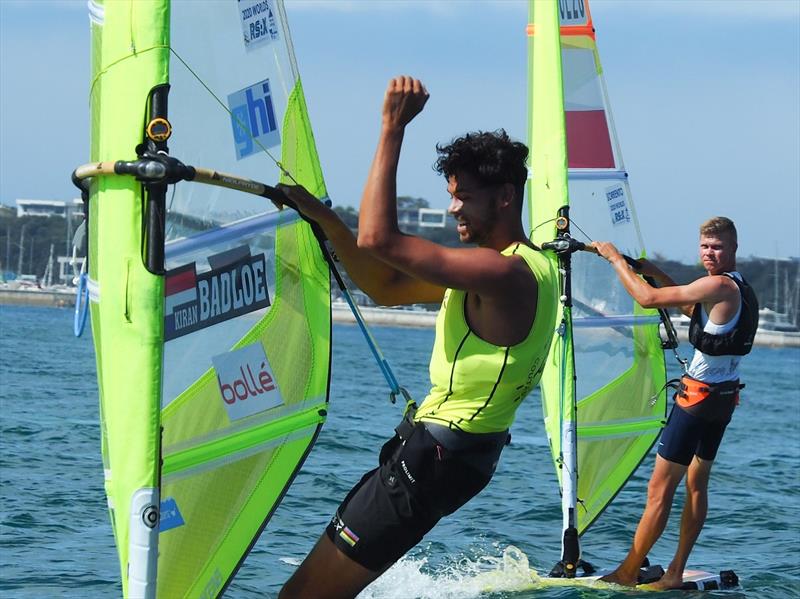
[159,497,185,532]
[606,184,631,227]
[164,247,270,341]
[228,78,281,160]
[558,0,588,26]
[238,0,279,51]
[212,342,284,421]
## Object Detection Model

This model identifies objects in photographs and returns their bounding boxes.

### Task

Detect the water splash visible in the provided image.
[358,545,545,598]
[357,545,624,598]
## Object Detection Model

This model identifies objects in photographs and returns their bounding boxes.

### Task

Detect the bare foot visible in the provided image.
[599,570,638,587]
[646,570,684,590]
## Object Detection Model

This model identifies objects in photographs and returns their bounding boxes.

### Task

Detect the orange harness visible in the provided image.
[676,375,742,409]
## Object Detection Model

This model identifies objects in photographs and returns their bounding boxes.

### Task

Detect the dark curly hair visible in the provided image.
[433,129,529,210]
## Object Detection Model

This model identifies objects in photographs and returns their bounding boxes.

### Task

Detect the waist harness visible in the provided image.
[675,374,743,422]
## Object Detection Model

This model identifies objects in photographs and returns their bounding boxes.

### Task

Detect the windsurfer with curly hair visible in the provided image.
[592,217,758,589]
[276,76,559,599]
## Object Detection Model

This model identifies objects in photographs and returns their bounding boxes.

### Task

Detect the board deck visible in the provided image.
[474,563,738,594]
[538,568,739,591]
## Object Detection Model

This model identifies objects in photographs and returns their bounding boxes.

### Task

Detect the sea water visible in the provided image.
[1,305,798,598]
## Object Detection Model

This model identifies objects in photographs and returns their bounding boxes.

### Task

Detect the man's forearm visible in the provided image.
[612,257,657,308]
[313,207,403,301]
[357,127,404,252]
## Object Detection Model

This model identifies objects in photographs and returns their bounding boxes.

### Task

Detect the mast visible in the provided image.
[16,223,26,276]
[87,1,170,595]
[42,244,54,287]
[527,0,582,575]
[774,257,780,313]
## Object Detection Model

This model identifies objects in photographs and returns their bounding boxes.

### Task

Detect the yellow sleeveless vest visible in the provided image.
[414,243,558,433]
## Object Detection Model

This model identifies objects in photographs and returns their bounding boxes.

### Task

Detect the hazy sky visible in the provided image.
[1,0,798,262]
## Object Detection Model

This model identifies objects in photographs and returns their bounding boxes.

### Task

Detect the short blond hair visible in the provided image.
[700,216,737,244]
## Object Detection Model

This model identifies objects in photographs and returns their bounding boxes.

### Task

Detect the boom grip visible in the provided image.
[623,255,643,270]
[581,244,643,271]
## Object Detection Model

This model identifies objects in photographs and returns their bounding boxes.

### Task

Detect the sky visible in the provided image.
[1,0,798,263]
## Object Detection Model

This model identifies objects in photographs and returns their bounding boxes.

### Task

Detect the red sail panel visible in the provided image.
[565,109,614,168]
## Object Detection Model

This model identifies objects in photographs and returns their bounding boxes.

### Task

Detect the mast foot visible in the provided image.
[548,558,596,578]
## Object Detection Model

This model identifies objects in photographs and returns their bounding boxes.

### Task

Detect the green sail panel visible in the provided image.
[528,0,667,536]
[87,1,331,597]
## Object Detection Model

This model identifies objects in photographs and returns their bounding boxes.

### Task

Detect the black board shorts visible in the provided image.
[325,422,506,572]
[657,393,736,466]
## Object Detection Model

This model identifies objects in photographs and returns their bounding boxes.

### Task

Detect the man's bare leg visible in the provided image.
[650,456,713,590]
[601,455,687,586]
[279,533,382,599]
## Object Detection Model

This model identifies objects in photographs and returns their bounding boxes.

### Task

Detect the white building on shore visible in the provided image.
[16,198,83,219]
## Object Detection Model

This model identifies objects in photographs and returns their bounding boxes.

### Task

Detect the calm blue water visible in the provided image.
[1,305,798,598]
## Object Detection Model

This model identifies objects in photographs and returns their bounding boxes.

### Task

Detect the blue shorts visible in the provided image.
[657,399,735,466]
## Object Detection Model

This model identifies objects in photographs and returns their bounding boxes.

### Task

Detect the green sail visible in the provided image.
[527,0,668,537]
[87,1,331,596]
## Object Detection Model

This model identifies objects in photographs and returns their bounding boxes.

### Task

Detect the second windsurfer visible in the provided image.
[592,216,757,589]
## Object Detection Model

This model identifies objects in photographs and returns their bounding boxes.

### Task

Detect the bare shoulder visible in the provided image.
[691,274,739,303]
[467,249,540,344]
[487,249,539,300]
[711,274,740,295]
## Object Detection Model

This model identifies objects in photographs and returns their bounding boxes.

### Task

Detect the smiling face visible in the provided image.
[699,232,737,275]
[446,171,505,246]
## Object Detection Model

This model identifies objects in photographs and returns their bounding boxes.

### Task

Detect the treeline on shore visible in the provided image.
[1,211,78,280]
[332,201,800,324]
[2,202,797,326]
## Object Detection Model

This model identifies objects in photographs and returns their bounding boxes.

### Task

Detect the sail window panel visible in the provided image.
[162,306,268,408]
[161,231,322,446]
[558,1,589,27]
[162,231,279,405]
[164,67,281,225]
[562,47,615,168]
[567,178,642,258]
[572,253,635,318]
[573,325,632,401]
[166,0,294,241]
[162,0,294,407]
[161,1,309,411]
[568,176,647,401]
